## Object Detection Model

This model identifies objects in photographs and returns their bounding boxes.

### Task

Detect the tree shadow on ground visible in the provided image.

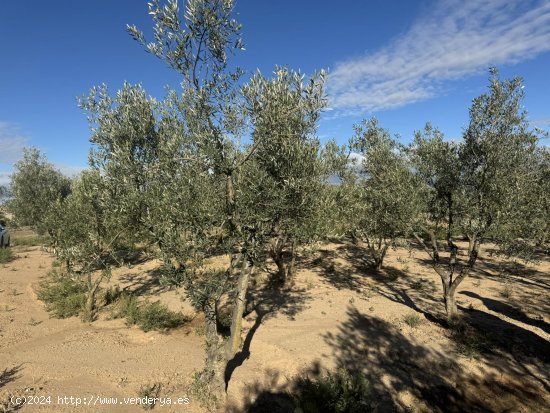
[0,365,22,390]
[323,308,471,412]
[0,365,24,412]
[460,291,549,334]
[301,241,415,293]
[333,241,549,334]
[474,250,550,290]
[304,246,366,292]
[303,241,448,324]
[224,280,313,390]
[369,265,445,323]
[107,248,152,267]
[460,305,550,393]
[117,267,171,296]
[225,367,296,413]
[229,307,548,412]
[460,252,550,324]
[325,307,547,412]
[330,241,445,312]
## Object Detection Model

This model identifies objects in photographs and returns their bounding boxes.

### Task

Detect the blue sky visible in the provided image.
[1,0,550,186]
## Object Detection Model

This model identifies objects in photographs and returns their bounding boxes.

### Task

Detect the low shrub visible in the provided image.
[35,271,87,318]
[403,313,423,328]
[103,285,123,305]
[12,235,48,247]
[499,283,513,298]
[292,368,373,413]
[111,293,141,323]
[190,369,220,411]
[138,301,189,332]
[450,320,494,359]
[111,293,189,332]
[137,383,161,410]
[0,248,15,264]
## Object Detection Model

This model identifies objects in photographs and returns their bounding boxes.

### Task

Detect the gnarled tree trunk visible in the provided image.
[270,236,297,286]
[270,236,287,285]
[439,270,464,319]
[202,299,226,403]
[83,272,104,322]
[364,237,390,271]
[225,256,251,360]
[414,230,480,320]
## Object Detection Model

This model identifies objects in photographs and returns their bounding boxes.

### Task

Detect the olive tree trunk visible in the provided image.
[202,300,226,403]
[270,236,297,286]
[362,237,391,271]
[83,272,104,322]
[270,238,286,285]
[225,256,251,360]
[414,231,480,320]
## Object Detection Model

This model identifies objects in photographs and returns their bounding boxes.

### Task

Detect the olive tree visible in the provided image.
[242,67,329,285]
[0,186,9,222]
[86,0,341,403]
[346,118,420,270]
[45,170,120,321]
[80,77,228,388]
[411,70,541,320]
[9,148,71,233]
[126,0,249,400]
[531,147,550,248]
[80,82,162,248]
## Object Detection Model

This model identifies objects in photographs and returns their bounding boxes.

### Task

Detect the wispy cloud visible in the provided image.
[328,0,550,115]
[532,117,550,128]
[0,122,29,165]
[0,122,86,187]
[57,164,87,178]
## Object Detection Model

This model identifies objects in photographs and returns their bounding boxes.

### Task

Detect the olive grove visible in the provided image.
[6,0,550,408]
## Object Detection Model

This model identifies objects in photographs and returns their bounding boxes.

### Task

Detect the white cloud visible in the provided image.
[532,117,550,128]
[0,122,29,164]
[328,0,550,115]
[57,165,87,178]
[0,164,86,189]
[0,122,86,186]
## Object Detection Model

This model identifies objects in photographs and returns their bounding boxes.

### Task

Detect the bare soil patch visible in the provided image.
[1,234,548,412]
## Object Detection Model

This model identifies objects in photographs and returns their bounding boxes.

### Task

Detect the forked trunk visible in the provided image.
[271,238,297,286]
[443,280,458,319]
[371,241,389,271]
[467,234,477,256]
[270,233,288,285]
[439,263,473,320]
[271,247,286,285]
[414,226,481,320]
[225,257,251,359]
[83,273,102,322]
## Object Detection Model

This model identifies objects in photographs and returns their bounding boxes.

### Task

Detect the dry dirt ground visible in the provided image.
[1,231,549,413]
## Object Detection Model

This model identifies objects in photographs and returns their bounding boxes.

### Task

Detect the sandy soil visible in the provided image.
[1,233,549,412]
